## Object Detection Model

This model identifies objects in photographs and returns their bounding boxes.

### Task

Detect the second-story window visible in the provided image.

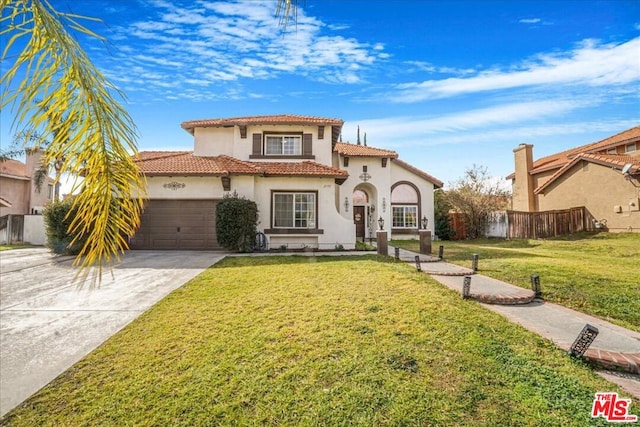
[266,135,302,155]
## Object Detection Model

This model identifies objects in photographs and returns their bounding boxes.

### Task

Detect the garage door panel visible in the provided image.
[130,199,220,250]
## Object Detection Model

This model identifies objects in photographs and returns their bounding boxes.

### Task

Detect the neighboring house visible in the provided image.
[508,126,640,232]
[0,150,54,217]
[131,114,442,250]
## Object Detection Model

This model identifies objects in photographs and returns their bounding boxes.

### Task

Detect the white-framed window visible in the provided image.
[265,135,302,155]
[392,205,418,228]
[391,183,420,229]
[273,192,316,228]
[607,148,617,154]
[625,143,637,153]
[47,184,53,200]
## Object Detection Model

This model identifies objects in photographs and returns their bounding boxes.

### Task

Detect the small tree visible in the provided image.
[446,165,510,239]
[216,192,258,252]
[434,189,454,240]
[43,198,88,255]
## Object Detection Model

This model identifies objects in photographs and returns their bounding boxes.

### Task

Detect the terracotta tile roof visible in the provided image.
[506,126,640,180]
[333,142,398,158]
[0,159,28,179]
[573,125,640,154]
[134,151,348,179]
[391,158,444,188]
[531,126,640,175]
[134,152,260,175]
[181,114,344,134]
[535,153,640,194]
[253,161,348,178]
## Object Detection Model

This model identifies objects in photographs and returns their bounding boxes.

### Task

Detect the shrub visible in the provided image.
[355,241,375,251]
[216,192,258,252]
[43,198,88,255]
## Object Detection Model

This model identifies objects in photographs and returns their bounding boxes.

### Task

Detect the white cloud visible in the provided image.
[342,99,589,143]
[519,18,541,24]
[391,37,640,102]
[102,0,385,99]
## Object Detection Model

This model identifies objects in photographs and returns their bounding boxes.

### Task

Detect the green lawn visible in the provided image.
[2,255,634,426]
[0,244,39,251]
[393,232,640,332]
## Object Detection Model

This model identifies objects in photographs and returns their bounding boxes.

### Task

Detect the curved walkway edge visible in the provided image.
[390,246,640,398]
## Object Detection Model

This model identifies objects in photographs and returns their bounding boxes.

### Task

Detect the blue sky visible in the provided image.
[2,0,639,187]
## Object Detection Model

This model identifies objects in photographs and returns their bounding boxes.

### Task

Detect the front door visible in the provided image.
[354,206,365,241]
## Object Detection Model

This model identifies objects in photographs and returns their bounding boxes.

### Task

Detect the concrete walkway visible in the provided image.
[0,249,225,417]
[392,246,640,399]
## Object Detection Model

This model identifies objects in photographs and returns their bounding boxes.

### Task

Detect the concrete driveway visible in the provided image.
[0,248,225,416]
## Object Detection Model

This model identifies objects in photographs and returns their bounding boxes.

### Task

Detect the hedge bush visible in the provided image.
[216,192,258,252]
[43,198,88,255]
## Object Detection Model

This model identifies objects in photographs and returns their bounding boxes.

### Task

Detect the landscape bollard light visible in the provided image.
[414,255,421,272]
[530,274,542,298]
[438,245,444,260]
[570,324,599,357]
[394,247,400,260]
[472,254,479,272]
[462,276,471,299]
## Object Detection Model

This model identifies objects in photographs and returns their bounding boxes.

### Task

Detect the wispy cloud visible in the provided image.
[390,37,640,102]
[342,99,591,144]
[519,18,541,24]
[100,0,385,101]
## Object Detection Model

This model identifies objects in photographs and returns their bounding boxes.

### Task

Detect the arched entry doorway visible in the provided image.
[352,185,378,242]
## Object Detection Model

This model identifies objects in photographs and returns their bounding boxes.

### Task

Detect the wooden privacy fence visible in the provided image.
[0,214,24,244]
[507,207,596,239]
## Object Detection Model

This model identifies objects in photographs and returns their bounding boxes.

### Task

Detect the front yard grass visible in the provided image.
[2,255,635,426]
[392,232,640,332]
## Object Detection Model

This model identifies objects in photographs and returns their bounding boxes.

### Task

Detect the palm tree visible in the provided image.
[1,0,146,278]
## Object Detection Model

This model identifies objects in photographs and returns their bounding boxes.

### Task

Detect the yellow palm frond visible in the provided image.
[1,0,147,282]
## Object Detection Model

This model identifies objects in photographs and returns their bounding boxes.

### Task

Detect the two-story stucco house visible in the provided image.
[131,114,442,250]
[508,126,640,232]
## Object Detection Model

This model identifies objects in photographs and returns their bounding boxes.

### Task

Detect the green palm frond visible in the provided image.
[1,0,146,280]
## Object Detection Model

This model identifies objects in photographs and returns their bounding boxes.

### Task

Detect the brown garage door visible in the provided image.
[130,199,221,250]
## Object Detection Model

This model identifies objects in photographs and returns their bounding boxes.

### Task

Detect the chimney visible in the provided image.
[25,148,45,211]
[512,144,536,211]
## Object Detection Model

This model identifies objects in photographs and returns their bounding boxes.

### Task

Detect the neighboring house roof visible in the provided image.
[181,114,344,134]
[0,159,30,180]
[391,158,444,188]
[0,196,12,207]
[134,151,348,179]
[535,153,640,194]
[507,126,640,179]
[333,142,398,158]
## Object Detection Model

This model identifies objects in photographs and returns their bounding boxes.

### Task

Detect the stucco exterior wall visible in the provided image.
[391,165,436,236]
[0,176,29,216]
[193,127,235,157]
[192,124,333,164]
[254,176,355,250]
[339,156,392,226]
[23,215,46,245]
[537,161,640,232]
[143,174,354,249]
[144,176,227,199]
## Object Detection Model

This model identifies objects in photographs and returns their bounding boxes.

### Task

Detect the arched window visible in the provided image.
[391,183,419,228]
[352,189,368,205]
